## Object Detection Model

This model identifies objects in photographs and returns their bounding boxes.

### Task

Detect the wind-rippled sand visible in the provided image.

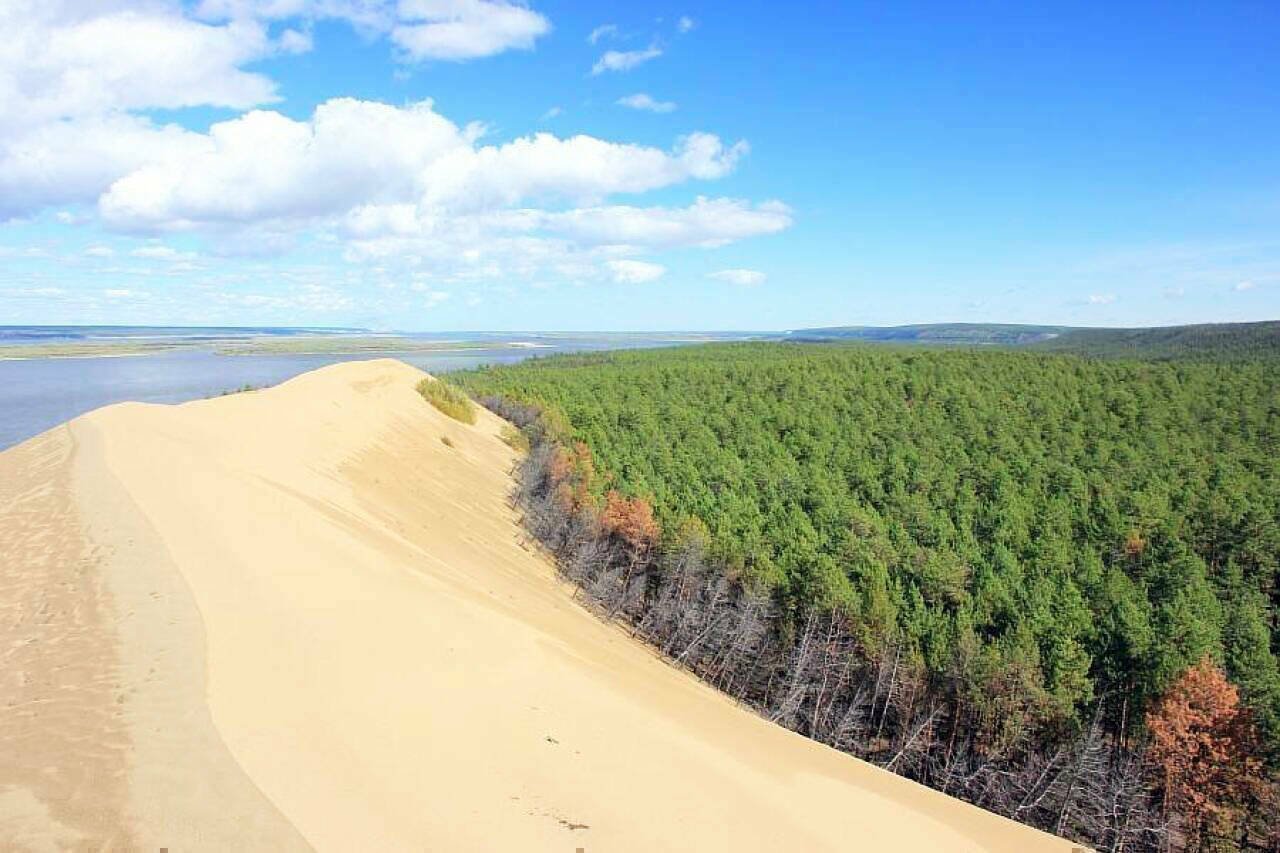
[0,359,1073,851]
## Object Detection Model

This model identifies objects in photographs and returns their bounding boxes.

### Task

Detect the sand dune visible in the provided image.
[0,358,1075,851]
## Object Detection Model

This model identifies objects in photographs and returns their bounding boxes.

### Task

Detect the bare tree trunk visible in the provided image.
[876,641,902,744]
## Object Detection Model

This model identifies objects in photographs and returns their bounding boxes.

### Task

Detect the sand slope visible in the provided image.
[0,358,1075,851]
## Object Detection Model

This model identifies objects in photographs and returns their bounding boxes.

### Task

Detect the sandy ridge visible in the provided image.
[1,358,1075,851]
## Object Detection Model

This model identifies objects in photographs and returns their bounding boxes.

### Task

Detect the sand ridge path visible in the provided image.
[0,423,308,850]
[0,426,131,850]
[2,358,1077,851]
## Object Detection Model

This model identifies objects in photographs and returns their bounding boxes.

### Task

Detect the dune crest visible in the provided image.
[0,359,1072,851]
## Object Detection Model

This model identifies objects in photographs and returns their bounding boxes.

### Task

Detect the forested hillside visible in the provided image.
[789,320,1280,360]
[455,343,1280,850]
[789,322,1067,345]
[1033,321,1280,360]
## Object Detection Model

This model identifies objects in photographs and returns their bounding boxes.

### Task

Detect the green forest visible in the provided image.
[790,319,1280,360]
[455,342,1280,849]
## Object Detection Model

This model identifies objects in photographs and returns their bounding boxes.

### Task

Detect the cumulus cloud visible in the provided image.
[0,1,554,217]
[0,113,207,219]
[0,1,284,217]
[3,3,793,295]
[100,98,469,229]
[677,16,695,33]
[0,2,279,131]
[606,259,665,284]
[0,2,321,218]
[1234,280,1257,292]
[419,131,747,212]
[392,0,550,61]
[592,45,661,74]
[617,93,676,113]
[98,98,749,232]
[708,268,765,286]
[1086,293,1117,305]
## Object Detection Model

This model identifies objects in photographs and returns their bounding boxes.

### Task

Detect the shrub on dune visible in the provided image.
[417,378,477,425]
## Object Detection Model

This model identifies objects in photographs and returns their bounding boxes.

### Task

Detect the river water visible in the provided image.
[0,329,761,451]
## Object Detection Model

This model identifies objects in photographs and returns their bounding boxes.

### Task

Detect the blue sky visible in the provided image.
[1,0,1277,330]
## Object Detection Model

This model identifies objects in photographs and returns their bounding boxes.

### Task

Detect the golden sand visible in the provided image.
[0,359,1073,851]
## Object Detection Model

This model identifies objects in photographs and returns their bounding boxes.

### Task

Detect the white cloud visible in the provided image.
[391,0,549,61]
[606,259,665,284]
[100,100,747,233]
[708,268,765,286]
[0,1,276,218]
[418,131,746,212]
[617,93,676,113]
[84,245,115,257]
[677,16,695,33]
[1234,280,1257,292]
[1,113,207,219]
[104,100,747,235]
[592,45,661,74]
[278,27,314,53]
[588,23,617,44]
[2,5,792,298]
[0,3,278,131]
[333,195,789,289]
[193,1,394,30]
[101,98,468,229]
[540,105,562,120]
[1086,293,1117,305]
[0,1,558,219]
[130,245,198,261]
[196,0,551,61]
[537,197,789,248]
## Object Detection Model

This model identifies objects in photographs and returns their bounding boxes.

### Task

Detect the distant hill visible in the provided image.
[1030,321,1280,360]
[787,323,1068,346]
[789,320,1280,359]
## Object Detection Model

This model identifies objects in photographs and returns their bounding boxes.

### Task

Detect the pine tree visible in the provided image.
[1146,657,1265,847]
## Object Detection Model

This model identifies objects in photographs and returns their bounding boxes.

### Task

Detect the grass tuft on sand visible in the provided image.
[499,424,530,453]
[417,378,477,424]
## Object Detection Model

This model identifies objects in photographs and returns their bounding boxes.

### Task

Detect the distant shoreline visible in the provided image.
[0,337,559,360]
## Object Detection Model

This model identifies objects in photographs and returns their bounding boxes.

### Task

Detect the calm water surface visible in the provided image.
[0,332,760,451]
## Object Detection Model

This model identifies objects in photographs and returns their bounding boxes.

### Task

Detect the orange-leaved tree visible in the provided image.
[548,440,598,514]
[601,490,660,556]
[1145,656,1265,848]
[600,490,661,615]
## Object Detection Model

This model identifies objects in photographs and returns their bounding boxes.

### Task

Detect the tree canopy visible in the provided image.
[456,341,1280,848]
